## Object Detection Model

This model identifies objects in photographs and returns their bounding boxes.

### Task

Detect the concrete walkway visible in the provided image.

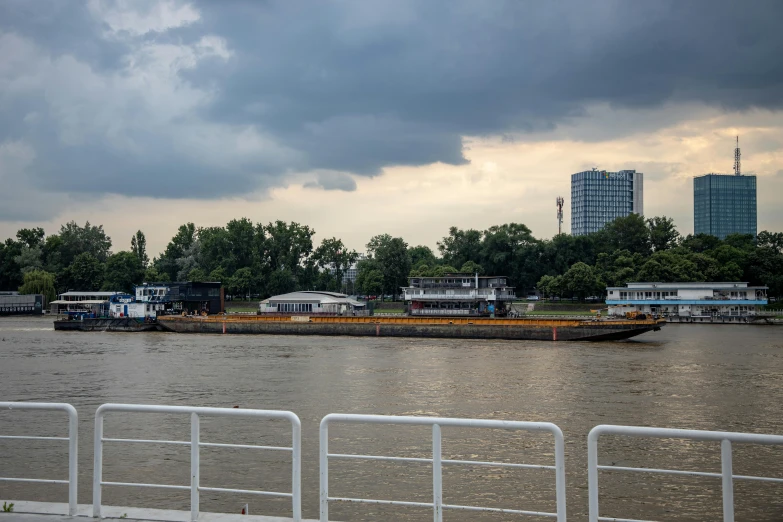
[2,501,318,522]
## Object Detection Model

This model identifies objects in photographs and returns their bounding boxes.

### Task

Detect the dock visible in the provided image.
[4,501,314,521]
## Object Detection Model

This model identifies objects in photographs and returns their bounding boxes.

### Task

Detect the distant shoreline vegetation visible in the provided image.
[0,216,781,301]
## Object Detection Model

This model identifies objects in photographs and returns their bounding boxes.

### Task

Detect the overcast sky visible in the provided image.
[1,0,782,256]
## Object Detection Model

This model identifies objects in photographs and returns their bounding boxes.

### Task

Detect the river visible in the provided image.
[0,317,781,520]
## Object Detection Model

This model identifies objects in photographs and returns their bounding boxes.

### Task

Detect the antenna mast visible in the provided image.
[734,135,741,176]
[556,196,564,235]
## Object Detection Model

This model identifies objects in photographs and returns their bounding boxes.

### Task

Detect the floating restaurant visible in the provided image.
[606,282,768,322]
[49,291,120,317]
[403,273,516,316]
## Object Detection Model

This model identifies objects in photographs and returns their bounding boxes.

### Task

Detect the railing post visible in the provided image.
[553,426,567,522]
[67,406,78,516]
[721,439,734,522]
[191,413,200,522]
[93,409,104,518]
[587,429,600,522]
[292,417,302,522]
[432,424,442,522]
[320,419,329,522]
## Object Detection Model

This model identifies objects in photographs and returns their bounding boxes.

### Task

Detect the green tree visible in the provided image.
[16,228,45,248]
[102,252,144,293]
[228,267,255,299]
[208,267,228,284]
[187,268,207,282]
[366,234,411,299]
[198,226,231,274]
[356,265,384,297]
[42,235,64,275]
[437,227,483,268]
[459,261,484,275]
[130,230,149,268]
[561,262,600,300]
[757,231,783,253]
[57,221,112,266]
[597,214,651,256]
[264,221,315,284]
[267,268,296,296]
[647,216,679,252]
[14,245,43,274]
[143,265,162,282]
[176,241,202,281]
[313,237,358,292]
[480,223,536,278]
[18,269,56,305]
[155,223,196,280]
[636,251,703,282]
[680,233,722,254]
[536,274,555,298]
[409,262,434,277]
[226,218,257,272]
[60,253,105,291]
[432,265,459,277]
[408,245,438,267]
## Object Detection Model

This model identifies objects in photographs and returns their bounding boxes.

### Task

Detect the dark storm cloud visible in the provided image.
[304,172,357,192]
[1,0,782,214]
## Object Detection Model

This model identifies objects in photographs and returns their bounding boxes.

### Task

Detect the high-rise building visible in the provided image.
[693,174,757,239]
[570,169,643,236]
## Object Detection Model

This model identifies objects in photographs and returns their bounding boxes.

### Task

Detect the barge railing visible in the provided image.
[319,413,566,522]
[588,424,783,522]
[0,402,78,515]
[93,403,302,522]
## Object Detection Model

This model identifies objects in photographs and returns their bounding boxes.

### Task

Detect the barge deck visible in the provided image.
[157,314,664,341]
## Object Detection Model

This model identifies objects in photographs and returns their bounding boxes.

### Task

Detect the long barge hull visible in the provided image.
[54,318,162,332]
[157,315,664,341]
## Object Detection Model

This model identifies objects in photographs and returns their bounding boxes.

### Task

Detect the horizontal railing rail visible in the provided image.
[588,425,783,522]
[93,404,301,522]
[0,402,78,515]
[320,414,566,522]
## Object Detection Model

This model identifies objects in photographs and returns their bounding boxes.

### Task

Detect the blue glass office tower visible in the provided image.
[693,174,757,239]
[571,169,643,236]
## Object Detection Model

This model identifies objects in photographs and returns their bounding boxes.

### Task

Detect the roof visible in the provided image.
[57,291,119,297]
[50,300,111,305]
[409,274,508,279]
[260,291,365,307]
[608,282,768,290]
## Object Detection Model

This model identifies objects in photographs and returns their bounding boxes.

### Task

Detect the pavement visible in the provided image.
[1,501,318,522]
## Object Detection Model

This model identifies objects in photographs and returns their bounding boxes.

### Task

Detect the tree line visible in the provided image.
[1,215,781,304]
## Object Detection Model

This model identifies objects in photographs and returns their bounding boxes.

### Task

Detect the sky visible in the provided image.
[1,0,782,257]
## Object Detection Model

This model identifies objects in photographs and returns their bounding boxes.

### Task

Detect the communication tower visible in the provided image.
[734,136,741,176]
[556,196,564,235]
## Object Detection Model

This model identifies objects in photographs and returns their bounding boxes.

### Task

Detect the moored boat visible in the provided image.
[157,314,664,341]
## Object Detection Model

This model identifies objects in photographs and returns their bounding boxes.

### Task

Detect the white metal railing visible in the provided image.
[319,414,566,522]
[410,309,471,315]
[404,292,517,300]
[588,425,783,522]
[93,404,301,522]
[0,402,78,515]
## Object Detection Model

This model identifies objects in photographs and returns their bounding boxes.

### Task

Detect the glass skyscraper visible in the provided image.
[570,169,643,236]
[693,174,757,239]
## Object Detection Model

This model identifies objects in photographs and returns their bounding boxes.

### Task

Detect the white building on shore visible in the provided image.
[259,291,367,315]
[606,282,768,322]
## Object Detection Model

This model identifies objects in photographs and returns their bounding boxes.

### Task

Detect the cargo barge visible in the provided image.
[54,317,162,332]
[156,314,664,341]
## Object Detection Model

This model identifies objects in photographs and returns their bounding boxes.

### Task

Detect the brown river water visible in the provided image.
[0,316,782,521]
